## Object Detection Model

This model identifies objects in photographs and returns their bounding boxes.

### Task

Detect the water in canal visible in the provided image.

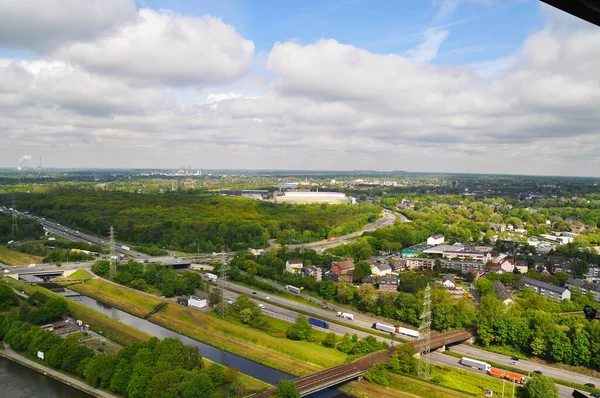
[0,356,92,398]
[70,294,351,397]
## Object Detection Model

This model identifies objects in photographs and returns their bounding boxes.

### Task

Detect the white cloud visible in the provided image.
[52,8,255,86]
[1,4,600,176]
[406,28,449,63]
[0,0,137,52]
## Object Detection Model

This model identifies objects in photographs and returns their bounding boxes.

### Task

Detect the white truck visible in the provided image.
[336,312,354,320]
[372,322,396,333]
[460,357,491,372]
[120,245,131,251]
[285,285,301,294]
[397,326,420,338]
[206,273,218,282]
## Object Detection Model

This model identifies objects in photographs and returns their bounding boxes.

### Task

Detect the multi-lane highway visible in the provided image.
[449,344,600,389]
[428,351,581,398]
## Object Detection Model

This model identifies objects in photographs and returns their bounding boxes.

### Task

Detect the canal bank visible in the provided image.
[0,347,108,398]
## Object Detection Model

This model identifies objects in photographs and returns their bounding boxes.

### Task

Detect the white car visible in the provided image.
[258,304,265,309]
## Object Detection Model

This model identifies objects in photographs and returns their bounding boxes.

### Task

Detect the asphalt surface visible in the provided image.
[428,351,574,398]
[217,287,396,343]
[450,344,600,388]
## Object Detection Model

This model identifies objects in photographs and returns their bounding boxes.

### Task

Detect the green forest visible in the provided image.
[0,213,43,243]
[8,190,380,252]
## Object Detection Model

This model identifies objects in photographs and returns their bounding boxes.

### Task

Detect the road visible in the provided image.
[1,206,146,257]
[450,344,600,388]
[213,277,419,343]
[217,287,397,344]
[268,209,397,252]
[234,273,420,337]
[428,351,574,398]
[1,345,118,398]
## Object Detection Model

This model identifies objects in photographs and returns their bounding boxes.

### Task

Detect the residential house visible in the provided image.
[520,276,571,301]
[285,259,303,273]
[499,259,515,273]
[441,276,456,290]
[493,280,515,305]
[361,275,376,285]
[378,274,398,292]
[565,278,600,302]
[514,260,529,274]
[406,258,436,271]
[331,260,355,275]
[371,263,392,277]
[303,265,322,282]
[427,234,445,246]
[585,265,600,279]
[442,259,485,273]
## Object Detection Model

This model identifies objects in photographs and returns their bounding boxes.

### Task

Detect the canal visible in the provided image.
[67,294,351,397]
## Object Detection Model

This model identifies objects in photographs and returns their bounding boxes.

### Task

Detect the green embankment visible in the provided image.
[3,276,270,394]
[68,273,349,376]
[344,365,526,398]
[0,246,43,266]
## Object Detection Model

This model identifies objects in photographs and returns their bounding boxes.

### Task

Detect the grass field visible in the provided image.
[2,277,271,393]
[0,246,43,266]
[68,275,161,317]
[67,275,349,376]
[345,365,526,398]
[153,302,348,376]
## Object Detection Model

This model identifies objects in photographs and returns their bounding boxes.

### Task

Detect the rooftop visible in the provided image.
[493,280,514,303]
[521,276,568,294]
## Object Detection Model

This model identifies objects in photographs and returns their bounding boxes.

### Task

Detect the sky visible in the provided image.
[0,0,599,176]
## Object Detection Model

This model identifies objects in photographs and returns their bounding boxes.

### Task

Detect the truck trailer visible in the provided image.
[397,326,420,338]
[308,318,329,329]
[285,285,301,294]
[336,312,354,320]
[188,296,208,309]
[460,357,491,372]
[372,322,396,333]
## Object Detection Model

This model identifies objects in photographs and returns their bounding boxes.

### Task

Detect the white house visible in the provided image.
[441,276,456,290]
[499,259,514,273]
[285,259,303,273]
[427,234,445,246]
[371,263,392,277]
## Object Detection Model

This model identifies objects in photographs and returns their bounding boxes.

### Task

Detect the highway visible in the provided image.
[449,344,600,388]
[232,272,420,338]
[216,287,397,344]
[214,277,418,342]
[428,351,574,398]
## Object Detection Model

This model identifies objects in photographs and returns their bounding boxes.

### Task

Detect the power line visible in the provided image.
[109,226,117,280]
[11,197,17,238]
[417,284,432,380]
[217,260,230,318]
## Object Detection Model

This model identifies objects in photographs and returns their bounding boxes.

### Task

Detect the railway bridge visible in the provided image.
[250,329,473,397]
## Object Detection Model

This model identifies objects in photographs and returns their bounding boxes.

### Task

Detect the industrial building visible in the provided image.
[274,191,349,204]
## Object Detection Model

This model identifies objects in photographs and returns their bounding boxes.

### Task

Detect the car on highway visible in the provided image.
[265,297,270,300]
[468,351,475,355]
[584,383,596,388]
[258,304,265,309]
[510,357,519,361]
[533,370,542,375]
[590,392,600,398]
[252,292,257,295]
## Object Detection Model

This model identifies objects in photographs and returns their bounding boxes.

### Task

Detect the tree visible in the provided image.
[319,280,337,300]
[474,278,494,296]
[322,332,338,348]
[571,260,590,279]
[180,372,213,398]
[353,261,372,282]
[84,354,116,388]
[0,284,16,310]
[525,375,558,398]
[364,365,389,386]
[386,344,417,375]
[286,315,312,341]
[276,380,299,398]
[464,271,475,283]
